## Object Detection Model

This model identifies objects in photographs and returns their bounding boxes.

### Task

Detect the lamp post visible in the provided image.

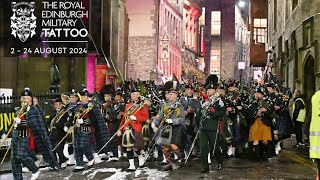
[238,61,246,92]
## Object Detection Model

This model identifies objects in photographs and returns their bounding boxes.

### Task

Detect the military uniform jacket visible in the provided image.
[64,102,80,128]
[196,95,226,131]
[155,101,185,146]
[155,101,185,127]
[267,92,282,112]
[104,102,124,131]
[120,102,149,133]
[51,104,75,131]
[179,95,201,127]
[74,102,111,151]
[247,99,275,127]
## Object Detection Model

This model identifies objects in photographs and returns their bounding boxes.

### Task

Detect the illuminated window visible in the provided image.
[210,50,220,74]
[253,18,267,44]
[253,28,266,43]
[211,11,221,35]
[254,18,267,28]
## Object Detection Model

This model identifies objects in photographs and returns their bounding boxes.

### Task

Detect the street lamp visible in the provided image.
[238,1,245,8]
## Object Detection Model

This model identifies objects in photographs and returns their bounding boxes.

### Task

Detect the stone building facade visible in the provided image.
[268,0,320,100]
[182,0,202,80]
[204,0,247,80]
[126,0,183,82]
[268,0,320,130]
[126,0,159,81]
[235,2,250,82]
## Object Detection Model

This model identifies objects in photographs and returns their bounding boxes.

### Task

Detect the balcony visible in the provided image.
[249,43,266,66]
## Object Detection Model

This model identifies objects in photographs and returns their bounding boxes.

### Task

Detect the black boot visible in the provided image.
[253,145,261,162]
[267,143,275,159]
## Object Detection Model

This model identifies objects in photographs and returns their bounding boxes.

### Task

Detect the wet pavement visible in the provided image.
[0,136,317,180]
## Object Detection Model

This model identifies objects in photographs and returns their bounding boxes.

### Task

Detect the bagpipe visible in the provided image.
[48,95,75,132]
[0,101,28,164]
[181,74,208,101]
[52,103,94,151]
[97,101,146,153]
[143,108,176,164]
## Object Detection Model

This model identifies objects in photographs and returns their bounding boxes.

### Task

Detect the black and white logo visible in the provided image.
[10,2,37,42]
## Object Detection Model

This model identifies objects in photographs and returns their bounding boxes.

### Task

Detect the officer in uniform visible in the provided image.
[46,98,63,130]
[49,98,73,168]
[64,89,80,166]
[225,80,242,157]
[266,83,282,156]
[217,82,232,157]
[196,76,226,173]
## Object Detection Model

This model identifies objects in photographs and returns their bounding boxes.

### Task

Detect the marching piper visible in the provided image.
[247,86,274,161]
[117,87,149,171]
[154,81,185,171]
[72,88,110,172]
[102,85,124,161]
[11,88,58,180]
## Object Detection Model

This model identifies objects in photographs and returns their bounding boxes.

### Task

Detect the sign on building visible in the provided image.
[161,33,169,62]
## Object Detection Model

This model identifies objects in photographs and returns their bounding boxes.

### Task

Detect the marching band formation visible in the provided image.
[2,74,302,180]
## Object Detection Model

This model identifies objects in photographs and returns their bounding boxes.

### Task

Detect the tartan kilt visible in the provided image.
[11,131,30,158]
[277,112,293,139]
[132,130,144,151]
[170,124,183,147]
[231,119,241,146]
[74,128,90,151]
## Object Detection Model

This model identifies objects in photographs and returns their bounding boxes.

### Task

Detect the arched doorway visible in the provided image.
[303,55,315,139]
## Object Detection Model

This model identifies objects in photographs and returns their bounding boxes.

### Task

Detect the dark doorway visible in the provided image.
[303,55,315,140]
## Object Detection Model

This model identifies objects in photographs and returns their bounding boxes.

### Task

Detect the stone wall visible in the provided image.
[128,37,157,80]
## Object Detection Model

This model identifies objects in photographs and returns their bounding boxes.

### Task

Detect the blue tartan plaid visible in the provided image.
[26,106,58,168]
[231,120,241,146]
[74,127,94,166]
[92,105,111,153]
[11,133,38,180]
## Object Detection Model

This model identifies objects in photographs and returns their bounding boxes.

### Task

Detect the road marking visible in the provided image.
[282,150,317,171]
